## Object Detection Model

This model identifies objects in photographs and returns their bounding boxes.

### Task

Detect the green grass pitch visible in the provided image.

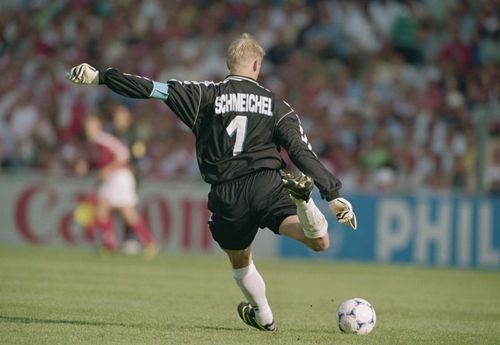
[1,246,499,345]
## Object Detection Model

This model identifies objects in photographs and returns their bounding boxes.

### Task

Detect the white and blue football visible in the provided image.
[336,298,376,335]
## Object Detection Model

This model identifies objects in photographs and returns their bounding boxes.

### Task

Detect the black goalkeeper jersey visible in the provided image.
[98,69,342,200]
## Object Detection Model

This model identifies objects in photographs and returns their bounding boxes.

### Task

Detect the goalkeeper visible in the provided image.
[66,33,357,332]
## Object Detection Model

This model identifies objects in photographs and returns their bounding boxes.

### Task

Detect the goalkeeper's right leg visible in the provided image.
[279,215,330,252]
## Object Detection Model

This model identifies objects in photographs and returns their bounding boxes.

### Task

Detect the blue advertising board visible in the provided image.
[279,194,500,268]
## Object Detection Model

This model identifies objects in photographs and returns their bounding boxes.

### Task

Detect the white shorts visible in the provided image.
[98,168,138,207]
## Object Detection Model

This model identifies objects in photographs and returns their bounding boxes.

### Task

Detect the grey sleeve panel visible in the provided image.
[150,81,169,100]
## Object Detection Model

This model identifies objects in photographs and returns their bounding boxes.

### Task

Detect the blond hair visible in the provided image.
[226,33,265,71]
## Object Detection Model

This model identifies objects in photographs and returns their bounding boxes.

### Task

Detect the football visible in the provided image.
[336,298,376,335]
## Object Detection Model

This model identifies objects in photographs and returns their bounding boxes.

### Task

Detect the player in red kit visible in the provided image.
[83,115,158,258]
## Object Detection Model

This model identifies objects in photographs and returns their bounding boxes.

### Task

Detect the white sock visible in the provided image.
[233,262,273,326]
[294,198,328,239]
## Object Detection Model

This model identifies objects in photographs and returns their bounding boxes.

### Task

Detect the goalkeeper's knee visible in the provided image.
[307,235,330,252]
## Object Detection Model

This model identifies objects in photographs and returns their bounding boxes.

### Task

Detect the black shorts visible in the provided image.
[208,169,297,250]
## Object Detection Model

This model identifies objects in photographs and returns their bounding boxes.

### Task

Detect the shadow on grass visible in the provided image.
[0,315,245,332]
[0,315,138,328]
[0,315,339,335]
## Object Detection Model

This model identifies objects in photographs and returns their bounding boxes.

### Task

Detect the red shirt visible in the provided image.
[89,132,130,170]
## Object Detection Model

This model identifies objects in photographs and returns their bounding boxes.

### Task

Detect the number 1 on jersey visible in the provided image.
[226,115,248,156]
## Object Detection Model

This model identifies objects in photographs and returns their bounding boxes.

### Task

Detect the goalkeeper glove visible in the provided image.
[66,63,99,85]
[329,197,357,230]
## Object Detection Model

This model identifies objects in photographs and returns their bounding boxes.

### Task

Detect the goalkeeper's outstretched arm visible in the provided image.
[66,63,169,100]
[66,63,215,130]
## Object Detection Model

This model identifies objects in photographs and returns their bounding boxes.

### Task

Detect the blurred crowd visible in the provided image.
[1,0,499,194]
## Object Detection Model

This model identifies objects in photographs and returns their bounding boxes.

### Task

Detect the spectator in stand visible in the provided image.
[0,0,498,194]
[486,141,500,195]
